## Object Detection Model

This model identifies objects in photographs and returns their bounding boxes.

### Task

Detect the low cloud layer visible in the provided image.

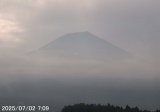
[0,54,159,110]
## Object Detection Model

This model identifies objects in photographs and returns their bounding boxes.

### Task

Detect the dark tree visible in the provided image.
[61,103,159,112]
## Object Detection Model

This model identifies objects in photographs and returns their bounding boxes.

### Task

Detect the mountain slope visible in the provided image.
[36,32,131,60]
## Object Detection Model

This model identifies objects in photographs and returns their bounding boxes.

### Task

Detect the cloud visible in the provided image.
[0,0,47,51]
[0,19,23,45]
[0,0,159,82]
[0,54,159,110]
[0,1,159,109]
[0,0,159,57]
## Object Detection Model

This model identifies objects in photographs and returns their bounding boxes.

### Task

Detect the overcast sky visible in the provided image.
[0,0,159,57]
[0,0,160,110]
[0,0,159,76]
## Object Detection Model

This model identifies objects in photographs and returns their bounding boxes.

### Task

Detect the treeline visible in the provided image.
[61,103,160,112]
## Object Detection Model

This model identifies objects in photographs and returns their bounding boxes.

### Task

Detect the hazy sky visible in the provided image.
[0,0,159,57]
[0,0,160,110]
[0,0,159,78]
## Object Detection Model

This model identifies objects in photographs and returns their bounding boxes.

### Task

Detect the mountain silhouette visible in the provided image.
[34,32,131,60]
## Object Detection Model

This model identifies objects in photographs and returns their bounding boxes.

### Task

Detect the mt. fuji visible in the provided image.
[34,32,131,60]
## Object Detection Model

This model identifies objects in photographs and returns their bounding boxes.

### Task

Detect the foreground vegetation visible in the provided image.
[61,103,160,112]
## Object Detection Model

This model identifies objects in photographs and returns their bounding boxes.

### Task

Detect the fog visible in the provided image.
[0,53,159,110]
[0,0,160,111]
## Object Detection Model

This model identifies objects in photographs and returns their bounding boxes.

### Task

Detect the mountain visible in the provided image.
[34,32,131,60]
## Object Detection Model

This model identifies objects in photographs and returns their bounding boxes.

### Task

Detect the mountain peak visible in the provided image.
[67,31,91,35]
[37,32,131,60]
[60,31,96,39]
